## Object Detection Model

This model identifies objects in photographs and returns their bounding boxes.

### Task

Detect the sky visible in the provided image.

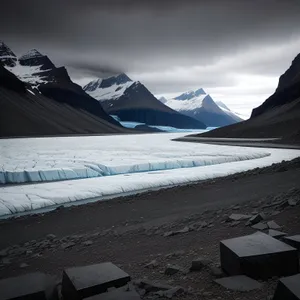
[1,0,300,118]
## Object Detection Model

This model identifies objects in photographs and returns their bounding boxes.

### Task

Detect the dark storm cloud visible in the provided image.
[1,0,300,96]
[67,62,123,79]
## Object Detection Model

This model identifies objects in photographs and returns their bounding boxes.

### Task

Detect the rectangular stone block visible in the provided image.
[0,272,48,300]
[62,262,131,300]
[283,235,300,250]
[273,274,300,300]
[220,232,299,280]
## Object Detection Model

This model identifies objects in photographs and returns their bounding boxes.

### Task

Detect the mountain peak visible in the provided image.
[195,88,206,96]
[0,41,17,67]
[114,73,131,80]
[174,88,206,101]
[19,49,44,61]
[18,48,55,70]
[99,73,132,89]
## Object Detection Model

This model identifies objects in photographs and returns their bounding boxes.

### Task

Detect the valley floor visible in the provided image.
[0,157,300,299]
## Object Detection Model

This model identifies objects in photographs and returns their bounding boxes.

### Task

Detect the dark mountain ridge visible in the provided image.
[84,75,207,129]
[0,42,132,137]
[198,53,300,143]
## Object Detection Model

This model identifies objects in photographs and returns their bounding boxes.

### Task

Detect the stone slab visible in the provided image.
[283,235,300,250]
[220,232,299,279]
[86,286,141,300]
[215,275,263,291]
[0,272,48,300]
[251,222,268,230]
[273,274,300,300]
[228,214,252,221]
[62,262,131,300]
[268,229,287,239]
[267,220,281,229]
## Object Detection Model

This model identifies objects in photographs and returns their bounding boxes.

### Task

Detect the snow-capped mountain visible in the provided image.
[83,74,206,129]
[84,73,135,102]
[199,53,300,141]
[0,42,125,136]
[162,89,243,127]
[175,88,206,100]
[0,41,17,67]
[0,42,62,87]
[0,65,130,137]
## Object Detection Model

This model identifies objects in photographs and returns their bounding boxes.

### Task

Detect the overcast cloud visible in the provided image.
[1,0,300,117]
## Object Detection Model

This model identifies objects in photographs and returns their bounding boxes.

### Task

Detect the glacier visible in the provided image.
[0,133,299,217]
[0,133,270,184]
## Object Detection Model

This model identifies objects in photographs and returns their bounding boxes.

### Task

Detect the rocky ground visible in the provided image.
[0,157,300,299]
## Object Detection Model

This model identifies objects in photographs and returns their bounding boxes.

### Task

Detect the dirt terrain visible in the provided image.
[0,157,300,299]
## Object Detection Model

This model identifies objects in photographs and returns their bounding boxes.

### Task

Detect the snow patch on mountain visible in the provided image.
[83,78,103,92]
[175,88,206,100]
[0,43,53,87]
[165,94,208,111]
[19,49,44,61]
[86,80,134,102]
[0,41,17,67]
[5,62,50,87]
[84,74,135,102]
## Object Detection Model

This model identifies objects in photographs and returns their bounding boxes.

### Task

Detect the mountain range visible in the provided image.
[83,74,206,129]
[0,42,130,137]
[160,88,243,127]
[6,39,293,140]
[199,53,300,144]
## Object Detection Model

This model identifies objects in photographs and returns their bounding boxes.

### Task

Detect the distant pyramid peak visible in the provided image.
[111,73,132,83]
[99,73,132,89]
[19,49,44,61]
[175,88,207,101]
[195,88,206,96]
[0,41,16,55]
[0,41,17,67]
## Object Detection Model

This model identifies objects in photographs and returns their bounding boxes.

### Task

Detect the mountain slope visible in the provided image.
[0,42,132,137]
[216,101,246,121]
[0,42,124,133]
[163,89,243,127]
[198,53,300,144]
[251,53,300,118]
[83,74,206,129]
[0,41,17,67]
[0,65,131,137]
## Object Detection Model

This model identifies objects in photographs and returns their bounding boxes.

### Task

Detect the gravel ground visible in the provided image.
[0,157,300,299]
